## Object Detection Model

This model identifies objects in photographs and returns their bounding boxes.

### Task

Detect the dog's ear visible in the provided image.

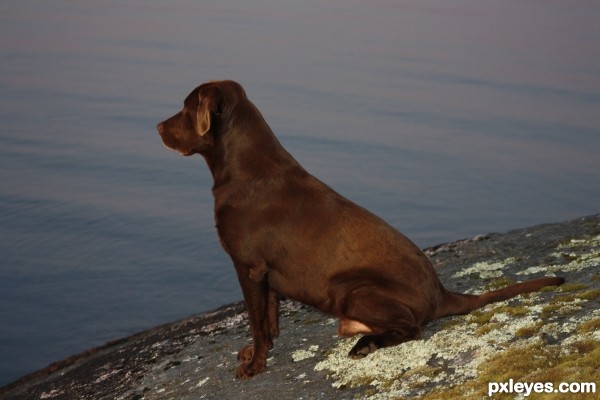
[196,86,221,136]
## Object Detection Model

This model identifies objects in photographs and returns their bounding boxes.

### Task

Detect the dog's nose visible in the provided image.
[156,122,164,134]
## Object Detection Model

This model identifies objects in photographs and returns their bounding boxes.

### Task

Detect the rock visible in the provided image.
[1,214,599,400]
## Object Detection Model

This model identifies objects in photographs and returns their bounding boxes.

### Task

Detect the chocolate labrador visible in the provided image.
[156,80,564,379]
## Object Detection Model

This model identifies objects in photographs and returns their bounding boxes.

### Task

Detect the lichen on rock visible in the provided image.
[314,223,600,399]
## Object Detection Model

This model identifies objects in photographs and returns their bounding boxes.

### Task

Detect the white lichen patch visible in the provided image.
[200,312,247,335]
[292,345,319,362]
[490,312,515,323]
[453,257,516,279]
[518,235,600,276]
[557,234,600,249]
[93,369,121,384]
[40,389,65,399]
[516,265,551,276]
[314,289,596,399]
[314,317,517,396]
[521,250,600,275]
[548,250,600,273]
[196,377,210,387]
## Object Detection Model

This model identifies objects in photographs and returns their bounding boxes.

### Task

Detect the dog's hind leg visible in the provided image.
[339,287,422,359]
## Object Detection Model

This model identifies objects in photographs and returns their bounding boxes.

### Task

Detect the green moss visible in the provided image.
[420,339,600,400]
[345,375,376,389]
[360,388,379,398]
[538,284,563,292]
[539,288,594,318]
[301,318,322,325]
[541,288,600,318]
[474,322,505,336]
[526,345,600,400]
[482,276,516,291]
[579,289,600,301]
[555,282,588,292]
[540,303,568,319]
[515,321,544,338]
[376,376,399,391]
[550,293,578,303]
[571,339,598,354]
[579,317,600,334]
[469,305,529,325]
[441,316,466,330]
[481,342,561,382]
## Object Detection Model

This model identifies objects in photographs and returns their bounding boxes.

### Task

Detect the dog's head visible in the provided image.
[156,80,246,156]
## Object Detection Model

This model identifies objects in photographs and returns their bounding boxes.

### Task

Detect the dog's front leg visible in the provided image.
[234,263,272,379]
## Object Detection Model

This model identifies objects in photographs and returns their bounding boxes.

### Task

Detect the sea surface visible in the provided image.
[1,0,599,385]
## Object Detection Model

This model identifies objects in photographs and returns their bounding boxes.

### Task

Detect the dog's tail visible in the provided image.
[433,276,564,319]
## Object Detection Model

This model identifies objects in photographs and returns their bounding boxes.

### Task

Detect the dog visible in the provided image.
[156,80,564,379]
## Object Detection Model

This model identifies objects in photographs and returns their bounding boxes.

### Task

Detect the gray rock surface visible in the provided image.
[1,214,599,400]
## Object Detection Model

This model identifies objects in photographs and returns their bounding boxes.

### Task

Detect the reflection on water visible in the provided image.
[1,0,599,384]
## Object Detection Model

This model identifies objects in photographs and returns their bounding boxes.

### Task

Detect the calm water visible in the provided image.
[1,0,599,385]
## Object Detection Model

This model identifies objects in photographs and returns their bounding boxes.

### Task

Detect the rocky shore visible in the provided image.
[1,214,599,400]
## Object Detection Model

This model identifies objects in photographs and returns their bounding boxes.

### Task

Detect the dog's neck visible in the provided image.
[204,112,305,194]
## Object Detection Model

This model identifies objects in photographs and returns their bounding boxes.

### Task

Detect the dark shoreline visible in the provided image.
[2,214,599,400]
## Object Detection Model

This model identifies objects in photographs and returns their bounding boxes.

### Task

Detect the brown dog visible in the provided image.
[157,80,564,379]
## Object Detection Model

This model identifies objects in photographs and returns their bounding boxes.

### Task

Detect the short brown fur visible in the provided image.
[156,80,564,379]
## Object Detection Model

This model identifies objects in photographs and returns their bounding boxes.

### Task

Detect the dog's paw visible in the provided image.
[236,359,266,379]
[237,344,254,362]
[236,363,254,380]
[348,335,380,359]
